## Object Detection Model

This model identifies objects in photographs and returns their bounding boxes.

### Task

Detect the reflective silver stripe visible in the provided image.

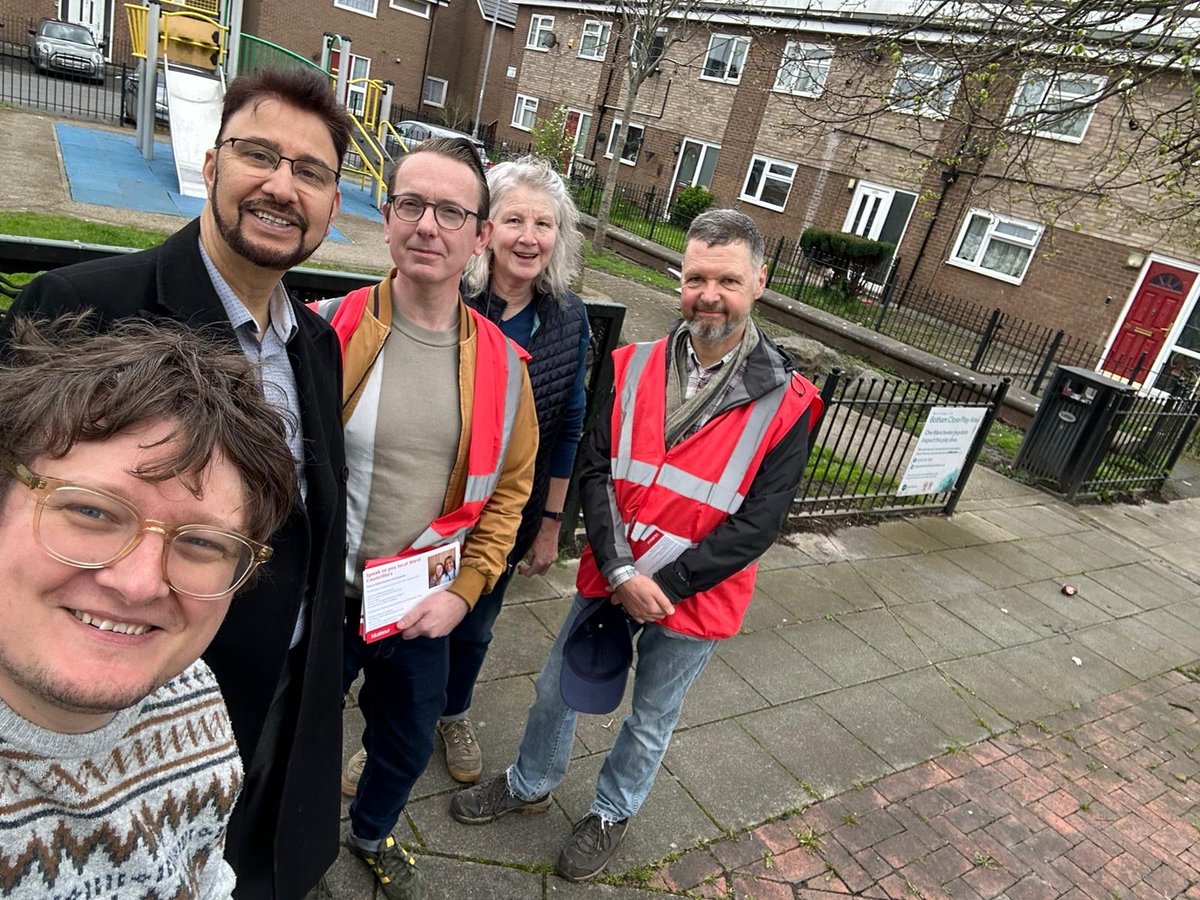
[654,383,790,514]
[616,343,657,463]
[466,339,525,504]
[611,456,657,486]
[412,524,469,552]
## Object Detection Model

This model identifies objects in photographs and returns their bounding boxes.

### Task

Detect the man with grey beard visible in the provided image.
[451,209,823,883]
[5,67,352,900]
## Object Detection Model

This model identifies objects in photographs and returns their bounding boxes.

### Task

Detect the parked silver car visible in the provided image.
[386,120,492,168]
[28,19,105,83]
[121,68,170,126]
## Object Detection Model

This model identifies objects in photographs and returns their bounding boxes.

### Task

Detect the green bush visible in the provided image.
[799,227,895,298]
[669,185,715,229]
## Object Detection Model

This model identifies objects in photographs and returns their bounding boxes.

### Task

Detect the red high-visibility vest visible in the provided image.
[327,286,529,642]
[576,338,822,639]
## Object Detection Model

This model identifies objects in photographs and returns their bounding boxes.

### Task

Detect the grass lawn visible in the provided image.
[0,211,170,249]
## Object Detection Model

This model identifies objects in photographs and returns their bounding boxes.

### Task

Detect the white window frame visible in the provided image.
[630,25,666,72]
[526,14,555,51]
[334,0,377,16]
[512,94,538,131]
[578,20,611,61]
[701,34,749,84]
[605,119,644,166]
[389,0,430,17]
[739,154,796,212]
[773,40,832,98]
[890,54,957,119]
[422,76,447,108]
[344,54,371,117]
[948,209,1044,285]
[1008,71,1106,143]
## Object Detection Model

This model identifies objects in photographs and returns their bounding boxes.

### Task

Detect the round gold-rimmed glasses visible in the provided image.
[3,457,272,599]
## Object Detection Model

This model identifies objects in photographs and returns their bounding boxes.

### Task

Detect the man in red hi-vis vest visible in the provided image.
[452,209,823,882]
[313,138,536,900]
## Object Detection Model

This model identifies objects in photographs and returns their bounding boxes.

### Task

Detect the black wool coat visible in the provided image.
[4,218,347,900]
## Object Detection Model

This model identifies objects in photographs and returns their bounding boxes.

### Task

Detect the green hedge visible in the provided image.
[799,227,895,298]
[669,186,715,230]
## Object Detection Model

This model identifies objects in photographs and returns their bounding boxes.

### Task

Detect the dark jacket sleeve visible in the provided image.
[652,407,812,603]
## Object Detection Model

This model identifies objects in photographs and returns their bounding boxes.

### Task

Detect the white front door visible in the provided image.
[667,139,720,208]
[62,0,103,44]
[842,180,917,281]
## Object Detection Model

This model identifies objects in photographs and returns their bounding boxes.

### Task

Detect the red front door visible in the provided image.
[1104,261,1198,380]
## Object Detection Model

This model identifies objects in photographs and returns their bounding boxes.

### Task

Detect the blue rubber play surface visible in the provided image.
[55,123,383,242]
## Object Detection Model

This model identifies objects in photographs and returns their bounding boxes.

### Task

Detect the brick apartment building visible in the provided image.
[491,0,1200,388]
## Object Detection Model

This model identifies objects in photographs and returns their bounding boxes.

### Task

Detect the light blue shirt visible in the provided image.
[199,240,308,648]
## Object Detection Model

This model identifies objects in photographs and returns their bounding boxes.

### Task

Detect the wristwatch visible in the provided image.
[542,509,563,521]
[607,564,639,592]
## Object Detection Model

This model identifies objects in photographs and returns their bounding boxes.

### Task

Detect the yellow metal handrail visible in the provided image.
[125,4,227,65]
[342,125,388,208]
[380,120,408,155]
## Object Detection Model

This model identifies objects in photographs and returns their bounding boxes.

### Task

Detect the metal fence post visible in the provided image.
[646,196,659,244]
[767,236,785,288]
[1031,330,1064,395]
[970,308,1003,371]
[807,367,842,449]
[945,377,1010,516]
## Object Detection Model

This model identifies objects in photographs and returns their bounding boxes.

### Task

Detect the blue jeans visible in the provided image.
[507,593,718,823]
[443,566,514,718]
[343,624,448,841]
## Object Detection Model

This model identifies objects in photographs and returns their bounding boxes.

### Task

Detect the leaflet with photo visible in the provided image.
[360,541,462,643]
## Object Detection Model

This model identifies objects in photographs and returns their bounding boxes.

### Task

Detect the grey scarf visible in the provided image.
[664,320,759,447]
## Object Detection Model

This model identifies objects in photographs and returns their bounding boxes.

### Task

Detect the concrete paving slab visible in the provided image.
[755,567,858,622]
[991,639,1138,707]
[715,629,839,703]
[849,553,991,605]
[815,682,952,770]
[777,618,902,687]
[907,511,1021,548]
[1016,579,1115,629]
[786,531,848,564]
[505,570,566,603]
[1020,532,1149,575]
[1150,539,1200,575]
[1140,604,1200,661]
[526,595,575,636]
[1073,622,1184,680]
[416,855,549,899]
[479,603,557,681]
[892,600,1002,659]
[976,540,1064,582]
[938,546,1031,589]
[877,668,1005,745]
[544,880,668,898]
[1057,574,1145,619]
[972,505,1081,539]
[1117,614,1200,668]
[871,518,952,553]
[738,588,799,632]
[938,655,1062,723]
[1089,561,1200,610]
[978,584,1074,638]
[938,590,1045,648]
[825,525,910,560]
[759,540,820,569]
[837,607,938,671]
[442,675,536,784]
[802,560,888,610]
[540,561,581,598]
[678,654,769,729]
[738,699,890,798]
[663,720,813,830]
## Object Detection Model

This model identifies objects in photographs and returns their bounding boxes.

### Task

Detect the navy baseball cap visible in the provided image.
[560,598,635,715]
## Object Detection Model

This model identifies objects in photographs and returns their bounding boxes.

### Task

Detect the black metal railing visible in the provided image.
[1,22,134,126]
[795,370,1009,519]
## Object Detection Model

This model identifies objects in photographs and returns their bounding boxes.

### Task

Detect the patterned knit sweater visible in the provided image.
[0,660,243,899]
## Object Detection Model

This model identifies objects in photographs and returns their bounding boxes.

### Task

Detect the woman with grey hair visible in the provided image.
[438,155,591,783]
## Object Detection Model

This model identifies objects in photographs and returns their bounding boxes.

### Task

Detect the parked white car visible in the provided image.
[28,19,105,83]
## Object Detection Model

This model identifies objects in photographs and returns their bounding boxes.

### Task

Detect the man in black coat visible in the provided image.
[3,68,351,900]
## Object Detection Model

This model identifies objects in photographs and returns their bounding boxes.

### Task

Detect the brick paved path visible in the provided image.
[652,671,1200,899]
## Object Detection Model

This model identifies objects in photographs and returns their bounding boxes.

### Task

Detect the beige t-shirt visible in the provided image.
[353,308,462,591]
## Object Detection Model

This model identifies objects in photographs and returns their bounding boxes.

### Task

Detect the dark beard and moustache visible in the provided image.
[210,167,322,270]
[685,303,745,343]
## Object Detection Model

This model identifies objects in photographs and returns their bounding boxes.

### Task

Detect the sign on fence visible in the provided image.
[897,407,989,496]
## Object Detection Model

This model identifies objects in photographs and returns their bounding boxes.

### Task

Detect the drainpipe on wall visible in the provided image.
[907,165,958,291]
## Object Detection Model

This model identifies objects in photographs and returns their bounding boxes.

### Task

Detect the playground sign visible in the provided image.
[897,406,988,497]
